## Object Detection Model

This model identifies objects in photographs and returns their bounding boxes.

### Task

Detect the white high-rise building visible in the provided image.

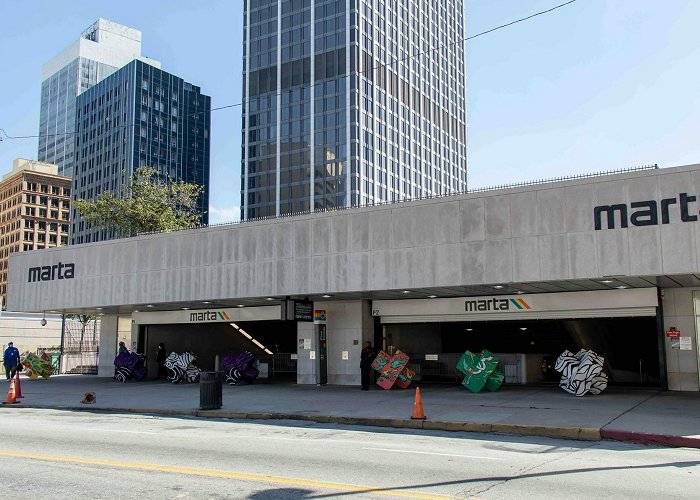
[37,19,161,179]
[241,0,468,219]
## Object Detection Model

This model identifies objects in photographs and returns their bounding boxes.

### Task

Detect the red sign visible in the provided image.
[666,329,680,338]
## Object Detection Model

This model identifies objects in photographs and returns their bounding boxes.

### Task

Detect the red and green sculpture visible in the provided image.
[21,352,55,380]
[371,350,415,390]
[456,350,504,392]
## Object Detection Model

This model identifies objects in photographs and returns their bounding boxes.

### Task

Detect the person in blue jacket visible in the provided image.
[3,341,20,380]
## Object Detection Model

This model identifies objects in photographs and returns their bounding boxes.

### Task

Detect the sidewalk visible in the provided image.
[3,375,700,448]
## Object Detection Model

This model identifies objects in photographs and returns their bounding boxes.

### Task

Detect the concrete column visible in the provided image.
[297,321,316,384]
[662,288,700,391]
[303,300,374,386]
[97,315,133,377]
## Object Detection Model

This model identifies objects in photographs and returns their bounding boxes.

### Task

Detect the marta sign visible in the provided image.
[594,193,698,230]
[27,262,75,282]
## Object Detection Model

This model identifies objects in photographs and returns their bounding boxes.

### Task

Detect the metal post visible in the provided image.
[59,314,66,375]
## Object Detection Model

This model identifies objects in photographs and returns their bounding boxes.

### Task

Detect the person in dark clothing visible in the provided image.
[4,342,20,381]
[360,341,375,391]
[118,342,129,355]
[156,343,167,379]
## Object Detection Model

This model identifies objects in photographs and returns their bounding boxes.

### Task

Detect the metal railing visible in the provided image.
[406,352,524,384]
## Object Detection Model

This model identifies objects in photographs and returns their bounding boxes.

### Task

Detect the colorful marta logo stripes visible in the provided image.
[217,311,230,320]
[509,298,531,310]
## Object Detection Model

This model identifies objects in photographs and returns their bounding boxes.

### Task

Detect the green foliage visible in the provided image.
[73,167,205,238]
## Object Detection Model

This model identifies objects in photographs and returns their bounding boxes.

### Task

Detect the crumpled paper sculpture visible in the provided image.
[555,349,608,396]
[164,352,201,384]
[456,350,504,392]
[113,352,147,382]
[222,351,259,385]
[371,350,414,390]
[21,352,55,380]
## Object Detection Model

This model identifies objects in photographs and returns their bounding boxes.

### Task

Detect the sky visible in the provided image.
[1,0,699,224]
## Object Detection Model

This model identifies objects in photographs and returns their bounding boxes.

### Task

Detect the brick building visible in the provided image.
[0,159,71,308]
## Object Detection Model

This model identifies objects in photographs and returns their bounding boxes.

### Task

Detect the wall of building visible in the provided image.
[11,165,700,313]
[662,288,700,391]
[0,313,62,372]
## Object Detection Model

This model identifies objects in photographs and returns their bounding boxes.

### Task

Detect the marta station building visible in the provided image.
[7,164,700,391]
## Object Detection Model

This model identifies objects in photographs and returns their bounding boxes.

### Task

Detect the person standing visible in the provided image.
[156,343,167,379]
[3,341,20,381]
[360,341,375,391]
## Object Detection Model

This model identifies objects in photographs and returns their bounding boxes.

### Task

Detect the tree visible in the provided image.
[73,166,205,238]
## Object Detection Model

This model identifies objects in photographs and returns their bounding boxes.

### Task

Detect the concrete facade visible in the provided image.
[7,164,700,389]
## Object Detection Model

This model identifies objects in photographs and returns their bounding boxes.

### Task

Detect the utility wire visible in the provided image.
[0,0,578,140]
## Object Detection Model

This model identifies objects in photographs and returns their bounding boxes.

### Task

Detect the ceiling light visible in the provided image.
[146,304,154,308]
[265,297,275,301]
[202,301,211,304]
[133,309,139,313]
[493,285,503,289]
[181,307,190,310]
[465,328,473,332]
[515,291,524,295]
[237,304,245,308]
[600,280,614,284]
[402,290,411,294]
[322,294,332,298]
[616,285,627,289]
[428,295,437,299]
[520,327,528,331]
[95,307,103,311]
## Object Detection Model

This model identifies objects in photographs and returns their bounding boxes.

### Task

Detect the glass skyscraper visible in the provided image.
[241,0,467,220]
[38,19,161,180]
[72,60,211,244]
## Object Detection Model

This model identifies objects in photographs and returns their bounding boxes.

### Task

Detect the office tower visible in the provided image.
[38,19,161,179]
[0,159,71,308]
[71,59,211,244]
[241,0,468,220]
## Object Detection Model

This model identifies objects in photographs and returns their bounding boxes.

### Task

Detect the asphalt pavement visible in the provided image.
[2,374,699,448]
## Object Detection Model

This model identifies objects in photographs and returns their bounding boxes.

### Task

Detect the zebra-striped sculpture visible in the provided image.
[164,352,201,384]
[555,349,608,396]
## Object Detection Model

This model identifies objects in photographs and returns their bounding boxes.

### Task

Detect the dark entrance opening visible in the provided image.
[143,320,298,381]
[385,317,660,387]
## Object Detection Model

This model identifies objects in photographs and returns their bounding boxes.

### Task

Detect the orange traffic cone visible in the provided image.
[3,378,18,405]
[14,370,23,399]
[410,386,426,420]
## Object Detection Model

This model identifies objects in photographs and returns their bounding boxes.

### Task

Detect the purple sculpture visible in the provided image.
[222,351,259,385]
[113,352,147,382]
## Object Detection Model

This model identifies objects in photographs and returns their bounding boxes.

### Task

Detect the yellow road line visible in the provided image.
[0,450,452,500]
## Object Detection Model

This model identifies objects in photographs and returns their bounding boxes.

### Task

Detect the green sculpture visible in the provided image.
[456,350,504,392]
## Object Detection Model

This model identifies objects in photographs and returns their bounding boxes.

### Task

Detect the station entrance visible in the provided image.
[133,306,299,381]
[373,288,662,388]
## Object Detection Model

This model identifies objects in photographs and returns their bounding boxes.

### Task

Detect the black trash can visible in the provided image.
[199,371,223,410]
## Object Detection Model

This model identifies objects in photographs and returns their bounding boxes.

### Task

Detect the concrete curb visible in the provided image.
[7,403,602,442]
[600,429,700,449]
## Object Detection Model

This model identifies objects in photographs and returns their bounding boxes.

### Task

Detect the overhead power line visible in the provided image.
[0,0,578,141]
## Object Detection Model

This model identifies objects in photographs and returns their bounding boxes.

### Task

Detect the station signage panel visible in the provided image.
[281,299,314,322]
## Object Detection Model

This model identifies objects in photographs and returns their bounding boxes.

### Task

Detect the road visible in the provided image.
[1,408,698,499]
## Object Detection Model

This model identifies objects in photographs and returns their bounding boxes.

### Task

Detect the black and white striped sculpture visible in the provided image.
[164,352,201,384]
[555,349,608,396]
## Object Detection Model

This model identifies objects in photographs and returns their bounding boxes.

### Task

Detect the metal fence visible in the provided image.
[255,353,297,380]
[405,353,523,384]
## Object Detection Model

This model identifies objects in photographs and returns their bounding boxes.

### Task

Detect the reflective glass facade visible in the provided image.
[38,58,119,179]
[72,60,211,244]
[241,0,467,220]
